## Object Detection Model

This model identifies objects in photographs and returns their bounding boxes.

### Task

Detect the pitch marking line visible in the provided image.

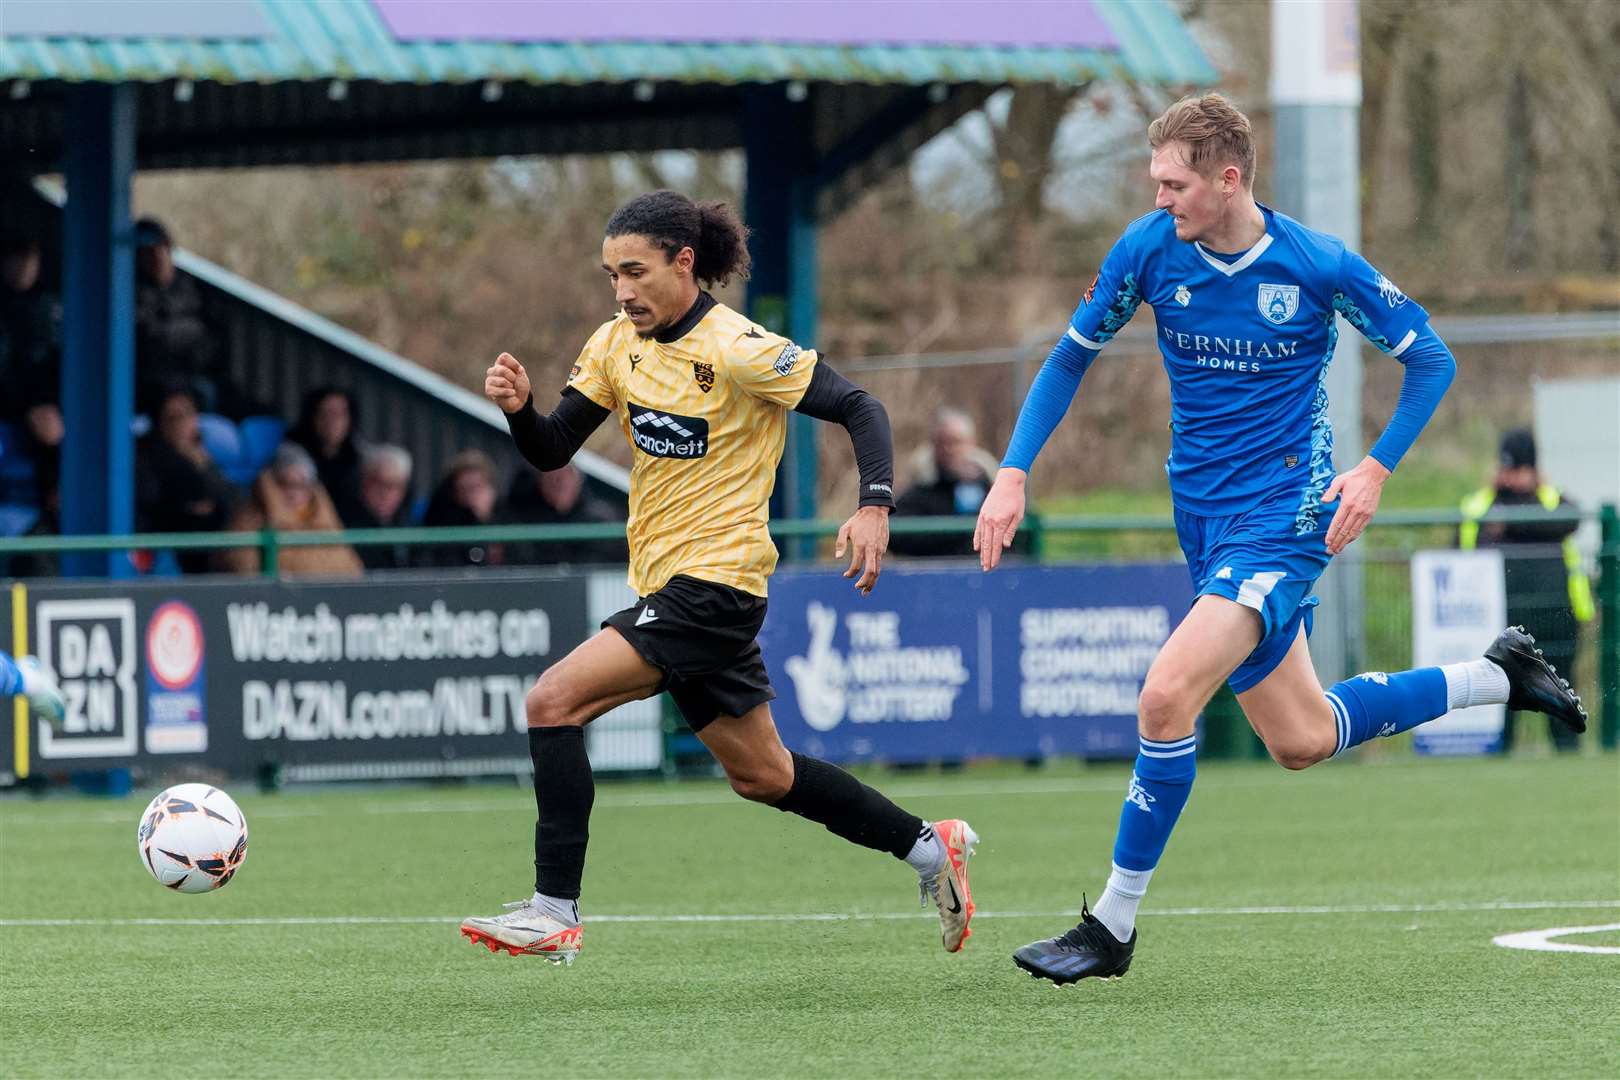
[2,899,1615,929]
[1492,923,1620,955]
[0,775,1352,826]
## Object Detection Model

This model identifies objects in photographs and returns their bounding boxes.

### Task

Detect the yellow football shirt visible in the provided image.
[565,295,817,598]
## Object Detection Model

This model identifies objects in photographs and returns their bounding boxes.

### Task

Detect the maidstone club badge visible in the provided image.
[692,361,715,393]
[1257,282,1299,324]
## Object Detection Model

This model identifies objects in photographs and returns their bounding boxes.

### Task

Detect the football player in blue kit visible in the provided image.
[0,650,64,728]
[973,94,1587,985]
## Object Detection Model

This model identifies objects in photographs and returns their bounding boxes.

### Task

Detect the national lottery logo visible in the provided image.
[147,601,204,690]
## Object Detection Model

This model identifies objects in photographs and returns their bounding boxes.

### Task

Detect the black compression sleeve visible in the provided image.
[504,388,612,471]
[793,362,895,508]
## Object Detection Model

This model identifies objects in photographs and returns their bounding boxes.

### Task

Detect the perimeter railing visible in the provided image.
[2,504,1615,751]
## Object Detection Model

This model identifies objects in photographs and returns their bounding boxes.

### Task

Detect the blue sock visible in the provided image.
[1111,734,1197,872]
[1325,668,1448,756]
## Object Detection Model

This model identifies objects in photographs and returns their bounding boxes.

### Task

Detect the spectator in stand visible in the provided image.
[289,386,368,525]
[134,217,243,417]
[417,450,504,568]
[889,407,1004,558]
[350,443,415,571]
[503,462,628,567]
[135,385,239,574]
[0,230,61,419]
[216,442,362,578]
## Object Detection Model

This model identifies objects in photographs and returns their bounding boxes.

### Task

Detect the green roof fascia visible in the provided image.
[0,0,1214,87]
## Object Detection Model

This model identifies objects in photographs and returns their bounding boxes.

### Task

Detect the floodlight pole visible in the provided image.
[1271,0,1365,681]
[60,83,138,578]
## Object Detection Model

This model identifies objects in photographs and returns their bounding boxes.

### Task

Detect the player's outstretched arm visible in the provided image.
[486,352,612,471]
[1320,324,1456,554]
[793,363,894,595]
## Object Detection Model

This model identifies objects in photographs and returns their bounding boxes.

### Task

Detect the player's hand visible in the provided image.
[973,468,1027,572]
[1320,456,1390,555]
[484,352,532,414]
[836,505,889,596]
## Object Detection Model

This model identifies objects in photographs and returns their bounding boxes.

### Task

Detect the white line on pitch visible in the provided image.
[1492,923,1620,955]
[2,898,1615,929]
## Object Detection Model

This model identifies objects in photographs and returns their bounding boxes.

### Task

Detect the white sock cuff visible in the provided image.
[533,891,581,927]
[1441,658,1510,711]
[1105,863,1154,900]
[904,826,946,877]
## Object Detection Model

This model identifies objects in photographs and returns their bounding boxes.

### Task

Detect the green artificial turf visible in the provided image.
[2,755,1616,1078]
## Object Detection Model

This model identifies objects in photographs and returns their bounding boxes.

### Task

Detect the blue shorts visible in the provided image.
[1174,486,1332,694]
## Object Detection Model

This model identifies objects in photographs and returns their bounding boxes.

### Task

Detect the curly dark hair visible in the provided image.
[604,190,752,288]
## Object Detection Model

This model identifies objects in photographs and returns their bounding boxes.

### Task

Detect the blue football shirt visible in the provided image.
[1070,205,1429,525]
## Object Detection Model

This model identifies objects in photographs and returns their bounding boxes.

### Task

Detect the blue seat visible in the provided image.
[237,416,288,477]
[196,413,256,485]
[197,412,242,464]
[0,503,39,537]
[0,422,35,504]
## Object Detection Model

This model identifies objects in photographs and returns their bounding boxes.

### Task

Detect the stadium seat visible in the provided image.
[0,421,36,504]
[0,503,39,537]
[197,413,256,485]
[237,415,288,477]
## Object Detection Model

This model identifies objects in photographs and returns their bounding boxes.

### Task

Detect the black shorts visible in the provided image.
[602,574,774,733]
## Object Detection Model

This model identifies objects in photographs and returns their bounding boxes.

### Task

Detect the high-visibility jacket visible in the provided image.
[1459,485,1595,622]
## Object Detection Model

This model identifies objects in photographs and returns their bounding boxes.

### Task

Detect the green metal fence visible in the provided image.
[2,504,1614,751]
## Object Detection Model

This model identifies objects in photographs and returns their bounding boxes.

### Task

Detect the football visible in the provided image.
[135,784,249,894]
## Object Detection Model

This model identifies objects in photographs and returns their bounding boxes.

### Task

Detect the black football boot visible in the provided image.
[1484,626,1588,734]
[1012,898,1135,985]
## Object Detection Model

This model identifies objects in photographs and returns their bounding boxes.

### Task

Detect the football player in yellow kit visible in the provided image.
[459,191,977,966]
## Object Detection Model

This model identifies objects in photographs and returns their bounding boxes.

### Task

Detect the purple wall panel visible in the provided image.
[371,0,1117,51]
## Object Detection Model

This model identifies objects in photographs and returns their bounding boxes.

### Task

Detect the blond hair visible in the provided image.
[1148,93,1256,189]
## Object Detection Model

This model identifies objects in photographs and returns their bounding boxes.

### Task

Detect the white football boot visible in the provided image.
[919,819,979,953]
[17,657,64,730]
[460,900,582,964]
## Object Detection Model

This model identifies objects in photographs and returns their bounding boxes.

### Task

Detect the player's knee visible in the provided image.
[1266,730,1334,771]
[525,673,582,729]
[726,762,792,803]
[1137,677,1196,742]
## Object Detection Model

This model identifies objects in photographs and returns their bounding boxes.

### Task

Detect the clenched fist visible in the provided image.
[485,352,532,414]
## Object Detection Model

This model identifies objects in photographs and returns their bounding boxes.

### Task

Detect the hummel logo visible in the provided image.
[1215,566,1233,580]
[944,878,962,915]
[635,607,658,627]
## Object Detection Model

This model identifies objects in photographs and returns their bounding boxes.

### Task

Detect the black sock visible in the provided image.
[530,726,594,900]
[771,752,923,860]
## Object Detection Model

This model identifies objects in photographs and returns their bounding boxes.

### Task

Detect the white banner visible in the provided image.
[1410,549,1506,755]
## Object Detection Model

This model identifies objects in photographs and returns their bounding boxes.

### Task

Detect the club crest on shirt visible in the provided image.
[692,360,715,393]
[1174,285,1191,306]
[1257,282,1299,324]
